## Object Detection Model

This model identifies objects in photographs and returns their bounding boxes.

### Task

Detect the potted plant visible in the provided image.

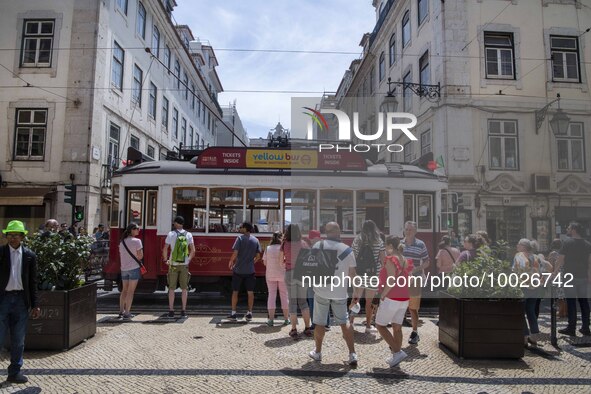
[22,231,98,350]
[439,243,525,359]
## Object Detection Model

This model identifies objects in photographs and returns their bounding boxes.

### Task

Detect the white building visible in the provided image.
[219,102,249,147]
[0,0,224,232]
[336,0,591,249]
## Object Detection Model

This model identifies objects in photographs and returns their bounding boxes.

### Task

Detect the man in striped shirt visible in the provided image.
[401,221,430,345]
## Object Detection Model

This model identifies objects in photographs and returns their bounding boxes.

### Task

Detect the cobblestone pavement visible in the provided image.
[0,312,589,393]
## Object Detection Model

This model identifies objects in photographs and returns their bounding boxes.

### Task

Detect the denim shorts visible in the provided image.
[313,295,348,326]
[121,267,141,281]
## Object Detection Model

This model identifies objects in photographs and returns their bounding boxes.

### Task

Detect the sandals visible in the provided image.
[289,328,299,339]
[303,327,314,337]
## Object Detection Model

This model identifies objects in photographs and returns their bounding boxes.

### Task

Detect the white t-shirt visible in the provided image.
[165,229,194,265]
[312,239,356,300]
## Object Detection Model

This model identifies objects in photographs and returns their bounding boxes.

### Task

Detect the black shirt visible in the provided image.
[559,237,591,278]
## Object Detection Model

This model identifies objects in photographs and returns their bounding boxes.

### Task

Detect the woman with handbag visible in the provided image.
[118,223,143,320]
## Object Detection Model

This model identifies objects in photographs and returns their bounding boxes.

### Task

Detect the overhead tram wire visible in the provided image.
[144,47,247,147]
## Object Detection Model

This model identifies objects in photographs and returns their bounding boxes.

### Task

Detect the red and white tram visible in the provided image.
[104,147,447,293]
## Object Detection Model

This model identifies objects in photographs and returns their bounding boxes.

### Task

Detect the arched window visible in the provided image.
[379,52,385,81]
[389,34,396,65]
[402,11,411,47]
[136,2,146,39]
[418,0,428,24]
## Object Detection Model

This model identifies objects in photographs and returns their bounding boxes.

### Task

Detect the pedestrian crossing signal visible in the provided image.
[75,206,84,222]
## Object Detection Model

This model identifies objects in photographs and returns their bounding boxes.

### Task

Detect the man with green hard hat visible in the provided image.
[0,220,40,384]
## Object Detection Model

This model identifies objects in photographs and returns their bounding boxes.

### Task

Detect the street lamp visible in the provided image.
[535,93,570,135]
[382,77,441,108]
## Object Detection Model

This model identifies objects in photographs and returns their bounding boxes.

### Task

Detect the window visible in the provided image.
[418,0,428,24]
[198,97,202,118]
[419,51,430,86]
[403,71,412,111]
[161,96,169,130]
[148,82,157,119]
[164,45,171,69]
[174,60,180,89]
[420,130,431,155]
[172,108,178,139]
[402,11,411,47]
[183,72,188,100]
[132,64,143,106]
[14,109,47,160]
[181,117,187,145]
[116,0,128,14]
[320,190,354,234]
[189,125,194,146]
[130,134,140,150]
[202,103,206,124]
[484,32,514,79]
[357,190,389,233]
[389,34,396,65]
[136,2,146,39]
[488,120,518,170]
[209,188,244,232]
[110,185,120,227]
[21,20,54,67]
[247,189,281,233]
[378,52,385,81]
[191,83,196,109]
[127,190,143,224]
[551,36,580,82]
[284,190,316,234]
[146,190,158,226]
[111,41,124,90]
[147,144,155,159]
[151,26,160,58]
[196,133,200,148]
[370,66,375,94]
[173,188,207,232]
[557,123,585,171]
[404,141,413,162]
[108,122,120,168]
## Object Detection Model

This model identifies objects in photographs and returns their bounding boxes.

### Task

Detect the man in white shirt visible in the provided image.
[308,222,359,366]
[1,220,41,384]
[162,216,195,318]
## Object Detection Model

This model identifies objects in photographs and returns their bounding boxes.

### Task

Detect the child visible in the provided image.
[375,236,414,368]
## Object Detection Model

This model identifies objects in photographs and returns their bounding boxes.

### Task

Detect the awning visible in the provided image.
[0,187,53,206]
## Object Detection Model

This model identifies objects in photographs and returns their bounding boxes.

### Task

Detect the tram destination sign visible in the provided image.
[197,147,367,171]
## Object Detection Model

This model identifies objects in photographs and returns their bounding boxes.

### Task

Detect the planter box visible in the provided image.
[25,283,97,350]
[438,292,524,359]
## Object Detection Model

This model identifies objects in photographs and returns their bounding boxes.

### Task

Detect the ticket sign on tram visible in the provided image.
[197,147,367,171]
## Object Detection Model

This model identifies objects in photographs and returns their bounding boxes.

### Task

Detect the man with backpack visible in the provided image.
[162,216,195,318]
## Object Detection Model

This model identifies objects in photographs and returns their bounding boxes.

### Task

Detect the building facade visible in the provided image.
[337,0,591,249]
[0,0,224,232]
[218,102,249,147]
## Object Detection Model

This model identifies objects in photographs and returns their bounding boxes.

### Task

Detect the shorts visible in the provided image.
[121,268,141,281]
[375,298,409,326]
[409,296,421,311]
[313,295,348,326]
[167,264,190,290]
[232,273,256,292]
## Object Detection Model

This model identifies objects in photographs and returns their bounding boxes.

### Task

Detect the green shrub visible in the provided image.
[26,232,95,290]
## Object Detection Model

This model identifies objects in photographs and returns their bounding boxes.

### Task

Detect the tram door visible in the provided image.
[125,188,158,232]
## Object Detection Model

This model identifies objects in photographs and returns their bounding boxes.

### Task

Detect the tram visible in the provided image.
[104,147,448,293]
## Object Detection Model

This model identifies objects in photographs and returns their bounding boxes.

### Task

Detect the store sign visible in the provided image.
[196,148,367,171]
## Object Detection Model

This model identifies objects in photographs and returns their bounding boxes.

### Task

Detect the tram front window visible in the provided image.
[247,189,280,233]
[320,190,353,234]
[173,187,206,232]
[210,188,244,232]
[284,190,316,234]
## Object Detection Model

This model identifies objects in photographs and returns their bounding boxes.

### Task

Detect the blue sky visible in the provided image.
[174,0,376,139]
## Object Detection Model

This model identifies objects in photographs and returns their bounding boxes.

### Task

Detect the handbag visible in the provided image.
[122,239,147,277]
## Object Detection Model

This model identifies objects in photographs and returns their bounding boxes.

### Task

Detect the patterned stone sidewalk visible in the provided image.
[0,312,589,393]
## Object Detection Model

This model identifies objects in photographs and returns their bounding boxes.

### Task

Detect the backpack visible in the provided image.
[293,241,338,284]
[356,240,377,276]
[171,230,189,262]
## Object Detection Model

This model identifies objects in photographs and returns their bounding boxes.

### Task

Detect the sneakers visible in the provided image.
[6,373,28,384]
[348,352,358,366]
[245,312,253,321]
[324,325,331,331]
[180,310,187,318]
[227,313,237,321]
[167,311,175,318]
[579,328,591,336]
[558,327,576,336]
[117,313,124,319]
[365,326,378,334]
[308,350,322,361]
[387,350,408,367]
[282,319,290,326]
[122,313,135,320]
[408,331,420,344]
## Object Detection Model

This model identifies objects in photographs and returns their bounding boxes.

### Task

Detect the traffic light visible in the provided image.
[64,184,77,206]
[74,206,84,222]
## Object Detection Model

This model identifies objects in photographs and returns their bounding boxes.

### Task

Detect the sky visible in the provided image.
[174,0,376,139]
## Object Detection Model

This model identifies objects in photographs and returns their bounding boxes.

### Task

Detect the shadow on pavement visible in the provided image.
[280,362,349,383]
[263,336,306,348]
[0,384,42,393]
[249,325,283,334]
[369,367,410,384]
[438,343,533,374]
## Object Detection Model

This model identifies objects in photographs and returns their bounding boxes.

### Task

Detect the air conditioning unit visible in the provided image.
[531,174,553,193]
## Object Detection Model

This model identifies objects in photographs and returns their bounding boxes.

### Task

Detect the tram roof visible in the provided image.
[114,160,445,180]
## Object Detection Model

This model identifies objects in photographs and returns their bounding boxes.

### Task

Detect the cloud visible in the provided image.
[174,0,375,138]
